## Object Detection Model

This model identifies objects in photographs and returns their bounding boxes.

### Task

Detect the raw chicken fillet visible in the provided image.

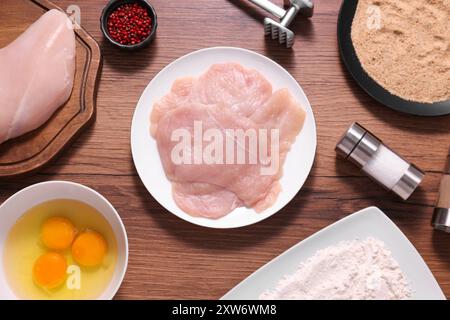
[151,63,306,219]
[0,9,76,144]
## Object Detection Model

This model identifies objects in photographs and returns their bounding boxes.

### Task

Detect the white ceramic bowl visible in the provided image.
[0,181,128,300]
[222,207,445,300]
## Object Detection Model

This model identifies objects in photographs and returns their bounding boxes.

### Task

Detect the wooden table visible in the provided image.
[1,0,449,299]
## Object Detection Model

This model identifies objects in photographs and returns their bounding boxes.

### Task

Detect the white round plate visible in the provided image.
[131,47,316,229]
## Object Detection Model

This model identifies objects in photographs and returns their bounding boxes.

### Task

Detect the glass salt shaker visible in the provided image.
[335,122,425,200]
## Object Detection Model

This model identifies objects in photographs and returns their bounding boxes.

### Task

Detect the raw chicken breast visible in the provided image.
[156,103,280,214]
[251,88,306,172]
[172,182,242,219]
[0,9,76,144]
[151,63,306,219]
[150,77,194,137]
[150,63,272,137]
[191,63,273,117]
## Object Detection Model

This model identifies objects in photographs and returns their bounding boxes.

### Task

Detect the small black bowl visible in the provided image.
[100,0,157,50]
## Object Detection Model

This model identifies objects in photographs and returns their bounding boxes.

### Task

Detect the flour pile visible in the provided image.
[260,238,412,300]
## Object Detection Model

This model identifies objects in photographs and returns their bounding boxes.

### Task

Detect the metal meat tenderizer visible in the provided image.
[248,0,314,48]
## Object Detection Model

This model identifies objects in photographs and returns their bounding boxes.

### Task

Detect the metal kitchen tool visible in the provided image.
[432,147,450,233]
[248,0,314,48]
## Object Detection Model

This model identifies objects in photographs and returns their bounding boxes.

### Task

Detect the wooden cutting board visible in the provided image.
[0,0,101,178]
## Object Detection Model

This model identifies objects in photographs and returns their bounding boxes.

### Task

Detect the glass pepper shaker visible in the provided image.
[335,122,425,200]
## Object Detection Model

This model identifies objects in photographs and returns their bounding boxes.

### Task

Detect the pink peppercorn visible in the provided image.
[107,3,152,45]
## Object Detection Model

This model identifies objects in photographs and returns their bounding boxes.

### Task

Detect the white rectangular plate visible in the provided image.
[222,206,445,300]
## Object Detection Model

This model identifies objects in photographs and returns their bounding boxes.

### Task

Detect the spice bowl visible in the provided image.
[100,0,157,50]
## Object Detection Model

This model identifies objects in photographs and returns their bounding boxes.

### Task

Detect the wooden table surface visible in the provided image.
[1,0,449,299]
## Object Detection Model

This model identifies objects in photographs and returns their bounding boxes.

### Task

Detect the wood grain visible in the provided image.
[0,0,449,299]
[0,0,101,177]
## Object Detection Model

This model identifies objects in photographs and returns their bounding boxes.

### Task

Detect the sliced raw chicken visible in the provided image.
[150,77,194,137]
[191,63,273,117]
[156,103,278,213]
[151,63,306,219]
[152,79,305,219]
[172,182,242,219]
[150,63,272,137]
[251,88,306,172]
[0,9,76,144]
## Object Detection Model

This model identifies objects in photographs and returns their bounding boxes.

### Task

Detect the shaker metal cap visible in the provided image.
[432,208,450,233]
[335,122,367,158]
[391,164,425,200]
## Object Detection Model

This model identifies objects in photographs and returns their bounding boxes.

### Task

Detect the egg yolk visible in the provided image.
[71,230,107,267]
[41,216,76,250]
[33,252,67,289]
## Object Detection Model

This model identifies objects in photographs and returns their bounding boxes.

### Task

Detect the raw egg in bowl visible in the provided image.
[0,181,128,300]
